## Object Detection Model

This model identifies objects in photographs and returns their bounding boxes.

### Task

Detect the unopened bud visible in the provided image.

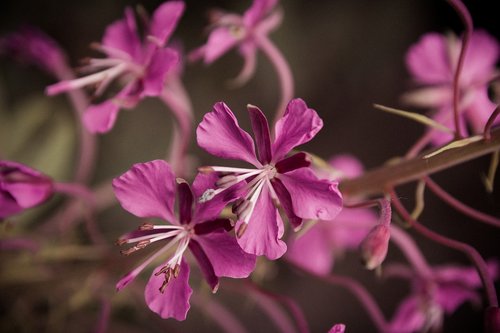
[360,224,391,270]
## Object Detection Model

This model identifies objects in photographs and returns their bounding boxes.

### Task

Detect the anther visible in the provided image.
[140,222,154,230]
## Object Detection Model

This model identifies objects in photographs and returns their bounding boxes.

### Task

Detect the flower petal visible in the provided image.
[243,0,278,27]
[286,223,333,275]
[195,231,256,278]
[145,259,192,320]
[102,7,142,61]
[272,99,323,161]
[188,239,219,292]
[328,154,365,180]
[141,48,178,97]
[236,185,287,259]
[389,296,428,333]
[83,100,121,134]
[148,1,185,47]
[112,160,177,222]
[278,168,342,221]
[2,182,52,208]
[248,104,272,164]
[192,172,245,222]
[406,33,453,84]
[461,30,499,86]
[176,178,193,224]
[271,178,302,230]
[202,27,239,64]
[197,102,260,166]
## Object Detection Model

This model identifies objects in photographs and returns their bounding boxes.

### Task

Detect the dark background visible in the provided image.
[0,1,499,332]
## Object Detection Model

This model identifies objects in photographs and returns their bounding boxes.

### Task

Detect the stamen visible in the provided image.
[236,223,248,238]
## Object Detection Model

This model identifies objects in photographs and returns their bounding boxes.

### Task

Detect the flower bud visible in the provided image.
[485,306,500,333]
[360,224,391,270]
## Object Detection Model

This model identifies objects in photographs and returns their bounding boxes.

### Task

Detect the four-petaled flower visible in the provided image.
[46,1,185,133]
[113,160,256,320]
[404,30,499,145]
[189,0,282,85]
[0,160,53,219]
[196,98,342,259]
[388,261,499,333]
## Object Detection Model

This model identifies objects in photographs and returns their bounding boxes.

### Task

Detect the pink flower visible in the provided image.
[196,99,342,259]
[0,27,67,77]
[46,1,185,133]
[388,261,499,333]
[286,155,376,275]
[189,0,282,85]
[0,160,53,219]
[113,160,255,320]
[404,30,499,145]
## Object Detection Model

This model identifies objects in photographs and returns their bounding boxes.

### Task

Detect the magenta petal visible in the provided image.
[328,154,365,180]
[243,0,278,27]
[271,178,302,230]
[405,33,452,84]
[248,104,272,164]
[197,102,260,166]
[465,88,499,134]
[203,27,239,64]
[462,30,499,86]
[112,160,177,222]
[195,231,256,278]
[141,48,178,97]
[328,324,346,333]
[286,224,333,275]
[3,182,52,208]
[278,168,342,221]
[236,186,287,259]
[149,1,185,47]
[188,239,219,292]
[389,296,427,333]
[0,192,23,218]
[435,284,480,314]
[102,7,141,61]
[83,100,121,134]
[272,99,323,161]
[192,172,244,222]
[176,179,193,224]
[145,259,192,320]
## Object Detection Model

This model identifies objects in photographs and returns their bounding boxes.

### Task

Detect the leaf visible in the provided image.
[374,104,453,133]
[423,135,482,159]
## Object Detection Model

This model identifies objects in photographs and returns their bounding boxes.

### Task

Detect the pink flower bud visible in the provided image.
[485,306,500,333]
[360,224,391,270]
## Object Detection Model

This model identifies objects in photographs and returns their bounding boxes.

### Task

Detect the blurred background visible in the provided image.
[1,0,499,332]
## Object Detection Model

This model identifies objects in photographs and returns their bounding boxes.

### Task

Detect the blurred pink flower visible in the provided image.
[388,261,499,333]
[196,99,342,260]
[46,1,184,133]
[113,160,255,320]
[189,0,282,85]
[0,160,53,219]
[404,30,499,145]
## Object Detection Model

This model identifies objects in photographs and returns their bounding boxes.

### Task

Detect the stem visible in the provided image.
[288,262,387,333]
[53,62,97,184]
[160,80,193,178]
[53,182,95,206]
[191,293,248,333]
[446,0,473,139]
[245,281,310,333]
[255,34,294,126]
[390,225,433,278]
[340,128,500,197]
[389,189,499,308]
[424,177,500,228]
[484,106,500,141]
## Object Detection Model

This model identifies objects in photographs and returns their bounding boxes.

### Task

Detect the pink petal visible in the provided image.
[286,223,333,275]
[0,192,23,218]
[83,100,121,134]
[464,87,499,134]
[176,179,193,224]
[271,178,302,230]
[195,231,256,278]
[278,168,342,221]
[248,104,272,164]
[461,30,499,86]
[141,48,178,97]
[188,239,219,291]
[406,33,453,84]
[112,160,177,222]
[203,27,239,64]
[148,1,185,47]
[102,7,142,61]
[330,208,376,250]
[197,102,260,166]
[145,259,192,320]
[243,0,278,27]
[272,99,323,161]
[328,324,346,333]
[435,284,480,314]
[401,86,453,109]
[389,296,427,333]
[2,182,52,208]
[328,154,365,180]
[236,185,287,259]
[192,172,245,222]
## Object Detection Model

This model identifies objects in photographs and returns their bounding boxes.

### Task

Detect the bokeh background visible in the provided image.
[1,0,499,332]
